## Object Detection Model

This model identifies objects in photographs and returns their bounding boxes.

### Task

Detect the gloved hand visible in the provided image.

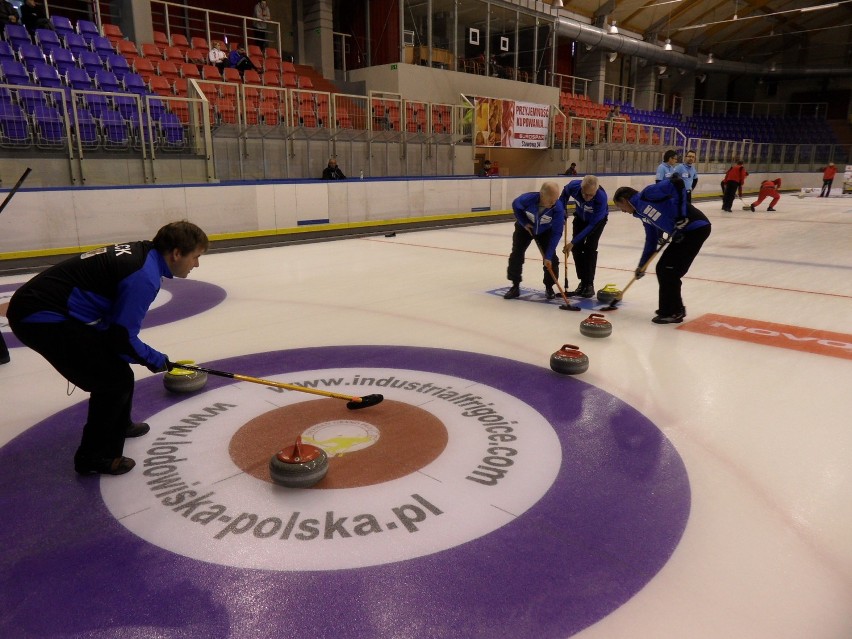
[675,217,689,230]
[147,357,173,374]
[634,268,645,279]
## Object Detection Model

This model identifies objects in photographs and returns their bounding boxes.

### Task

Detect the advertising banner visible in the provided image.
[474,97,550,149]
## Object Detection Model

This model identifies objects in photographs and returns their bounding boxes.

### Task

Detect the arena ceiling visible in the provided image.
[545,0,852,69]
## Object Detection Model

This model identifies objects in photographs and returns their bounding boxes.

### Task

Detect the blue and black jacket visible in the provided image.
[626,177,710,265]
[8,241,171,370]
[559,180,609,244]
[511,192,566,260]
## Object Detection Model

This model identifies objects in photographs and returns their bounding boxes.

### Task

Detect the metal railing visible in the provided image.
[149,0,284,59]
[693,99,829,119]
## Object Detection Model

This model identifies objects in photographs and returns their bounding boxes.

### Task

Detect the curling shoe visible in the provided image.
[569,284,595,298]
[545,286,556,300]
[503,285,520,299]
[75,455,136,476]
[652,311,686,324]
[767,207,776,212]
[749,204,755,212]
[125,422,150,438]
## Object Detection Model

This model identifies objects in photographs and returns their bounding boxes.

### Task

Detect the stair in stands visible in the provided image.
[293,64,339,94]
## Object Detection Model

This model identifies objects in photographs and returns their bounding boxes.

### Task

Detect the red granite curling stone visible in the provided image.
[549,344,589,375]
[579,313,613,338]
[269,435,329,488]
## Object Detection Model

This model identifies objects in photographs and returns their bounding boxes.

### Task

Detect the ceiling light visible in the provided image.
[608,52,618,62]
[609,21,618,34]
[801,2,838,12]
[664,38,672,51]
[553,0,563,7]
[659,65,667,74]
[707,52,714,63]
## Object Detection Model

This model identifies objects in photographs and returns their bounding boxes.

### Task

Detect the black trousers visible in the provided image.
[9,319,135,463]
[820,179,833,197]
[656,224,712,315]
[506,223,559,288]
[722,181,741,210]
[0,330,8,361]
[571,217,607,287]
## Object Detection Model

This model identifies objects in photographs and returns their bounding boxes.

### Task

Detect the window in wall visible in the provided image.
[456,0,487,75]
[488,4,516,80]
[516,10,538,84]
[403,0,428,65]
[431,0,455,70]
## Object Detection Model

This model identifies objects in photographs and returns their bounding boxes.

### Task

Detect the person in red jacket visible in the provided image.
[819,163,837,197]
[749,178,781,212]
[721,159,748,212]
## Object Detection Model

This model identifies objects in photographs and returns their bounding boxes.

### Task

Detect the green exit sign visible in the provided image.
[391,64,398,70]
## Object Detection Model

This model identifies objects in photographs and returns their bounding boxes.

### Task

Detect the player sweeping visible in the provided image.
[612,176,711,324]
[503,182,565,300]
[559,175,609,298]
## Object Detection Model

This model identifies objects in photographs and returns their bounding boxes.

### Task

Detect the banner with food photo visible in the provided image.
[473,97,550,148]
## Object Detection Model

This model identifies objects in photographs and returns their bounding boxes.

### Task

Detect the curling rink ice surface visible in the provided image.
[1,191,851,639]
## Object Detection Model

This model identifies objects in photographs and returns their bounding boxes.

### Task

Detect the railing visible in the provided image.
[603,82,634,106]
[693,99,829,119]
[3,83,845,181]
[149,0,284,60]
[550,72,591,97]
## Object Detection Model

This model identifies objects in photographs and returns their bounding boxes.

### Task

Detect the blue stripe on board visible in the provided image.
[297,219,330,226]
[471,206,492,212]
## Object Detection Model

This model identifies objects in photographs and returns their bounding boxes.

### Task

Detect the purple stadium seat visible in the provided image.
[32,62,62,88]
[65,67,93,90]
[105,53,131,79]
[78,50,104,76]
[4,24,31,49]
[158,112,185,150]
[83,93,110,118]
[18,42,45,70]
[50,47,77,76]
[94,69,121,93]
[32,105,67,148]
[63,32,89,57]
[122,72,147,95]
[76,19,100,44]
[35,29,63,56]
[99,108,130,149]
[72,107,100,149]
[0,102,31,147]
[90,36,114,58]
[50,15,75,41]
[0,59,30,85]
[0,41,16,64]
[17,87,49,113]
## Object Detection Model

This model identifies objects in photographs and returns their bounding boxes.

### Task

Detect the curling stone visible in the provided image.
[269,435,329,488]
[163,359,208,393]
[597,283,622,304]
[549,344,589,375]
[579,313,613,338]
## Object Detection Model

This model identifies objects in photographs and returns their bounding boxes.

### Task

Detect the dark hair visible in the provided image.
[613,186,638,203]
[663,149,678,162]
[152,221,209,255]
